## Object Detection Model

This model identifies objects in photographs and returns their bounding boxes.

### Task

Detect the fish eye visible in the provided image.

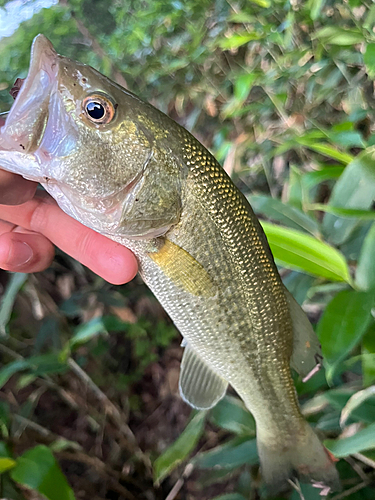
[82,94,116,124]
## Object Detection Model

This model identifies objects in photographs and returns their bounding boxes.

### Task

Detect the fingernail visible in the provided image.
[9,241,33,267]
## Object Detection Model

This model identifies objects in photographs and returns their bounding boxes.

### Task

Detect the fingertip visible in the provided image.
[0,232,55,273]
[96,243,138,284]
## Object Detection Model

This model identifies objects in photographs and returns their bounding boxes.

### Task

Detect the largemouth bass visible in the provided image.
[0,35,339,494]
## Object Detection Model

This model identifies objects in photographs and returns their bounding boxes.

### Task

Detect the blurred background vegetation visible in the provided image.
[0,0,375,499]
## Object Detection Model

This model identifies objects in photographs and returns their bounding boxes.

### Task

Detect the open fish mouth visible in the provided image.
[0,35,58,156]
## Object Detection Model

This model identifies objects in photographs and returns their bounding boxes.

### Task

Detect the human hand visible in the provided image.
[0,121,138,284]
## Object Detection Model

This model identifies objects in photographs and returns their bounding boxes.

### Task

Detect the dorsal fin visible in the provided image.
[284,287,322,378]
[179,343,228,409]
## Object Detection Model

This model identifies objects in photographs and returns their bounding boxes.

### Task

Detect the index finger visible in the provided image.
[0,193,138,285]
[0,170,37,205]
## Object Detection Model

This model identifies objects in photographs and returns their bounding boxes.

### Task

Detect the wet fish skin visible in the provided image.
[0,35,340,493]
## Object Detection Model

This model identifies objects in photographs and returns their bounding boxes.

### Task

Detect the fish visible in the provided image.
[0,35,340,494]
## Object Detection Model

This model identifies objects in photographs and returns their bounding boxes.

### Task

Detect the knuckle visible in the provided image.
[28,200,50,233]
[76,230,97,264]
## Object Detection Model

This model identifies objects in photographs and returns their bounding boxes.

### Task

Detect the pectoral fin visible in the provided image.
[284,288,323,378]
[179,343,228,409]
[149,239,215,297]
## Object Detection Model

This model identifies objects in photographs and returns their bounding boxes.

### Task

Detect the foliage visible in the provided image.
[0,442,75,500]
[0,0,375,499]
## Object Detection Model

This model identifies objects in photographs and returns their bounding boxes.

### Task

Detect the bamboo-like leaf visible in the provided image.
[302,167,345,190]
[69,317,107,348]
[364,43,375,78]
[153,411,206,484]
[0,273,27,337]
[194,437,258,470]
[218,32,261,50]
[249,195,320,235]
[317,291,374,381]
[313,26,365,45]
[356,223,375,291]
[211,495,247,500]
[309,205,375,219]
[325,423,375,457]
[260,221,351,282]
[0,457,16,474]
[340,386,375,427]
[297,141,353,164]
[322,148,375,245]
[10,445,76,500]
[362,324,375,386]
[308,0,326,20]
[209,396,255,436]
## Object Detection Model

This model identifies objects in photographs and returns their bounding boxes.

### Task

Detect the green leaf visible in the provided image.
[283,272,316,306]
[340,386,375,427]
[234,73,256,102]
[69,317,107,348]
[313,26,365,45]
[1,473,26,500]
[308,0,326,20]
[321,387,375,424]
[10,445,76,500]
[325,422,375,457]
[364,43,375,79]
[209,396,255,436]
[309,205,375,220]
[364,5,375,32]
[222,73,257,118]
[298,141,353,164]
[260,221,351,282]
[49,438,82,453]
[322,148,375,245]
[218,32,261,50]
[0,441,11,458]
[317,291,374,380]
[356,223,375,291]
[328,130,365,148]
[362,324,375,386]
[194,437,258,470]
[0,354,67,389]
[249,194,320,236]
[0,360,31,389]
[0,457,16,473]
[302,166,345,190]
[0,402,9,436]
[228,13,256,24]
[0,273,27,336]
[211,495,247,500]
[288,165,305,209]
[153,411,206,484]
[249,0,270,6]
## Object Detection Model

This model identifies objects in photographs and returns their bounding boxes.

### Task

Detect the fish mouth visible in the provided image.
[0,35,58,157]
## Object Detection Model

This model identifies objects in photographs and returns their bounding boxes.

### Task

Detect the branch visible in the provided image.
[59,0,128,88]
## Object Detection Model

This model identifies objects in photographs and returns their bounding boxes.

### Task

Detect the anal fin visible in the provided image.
[179,343,228,410]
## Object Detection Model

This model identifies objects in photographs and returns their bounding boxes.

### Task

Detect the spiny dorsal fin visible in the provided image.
[179,343,228,410]
[284,287,322,378]
[149,239,215,297]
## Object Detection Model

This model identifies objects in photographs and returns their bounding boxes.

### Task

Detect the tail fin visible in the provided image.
[257,423,341,494]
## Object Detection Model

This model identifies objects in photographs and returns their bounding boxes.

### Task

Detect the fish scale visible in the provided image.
[171,130,300,425]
